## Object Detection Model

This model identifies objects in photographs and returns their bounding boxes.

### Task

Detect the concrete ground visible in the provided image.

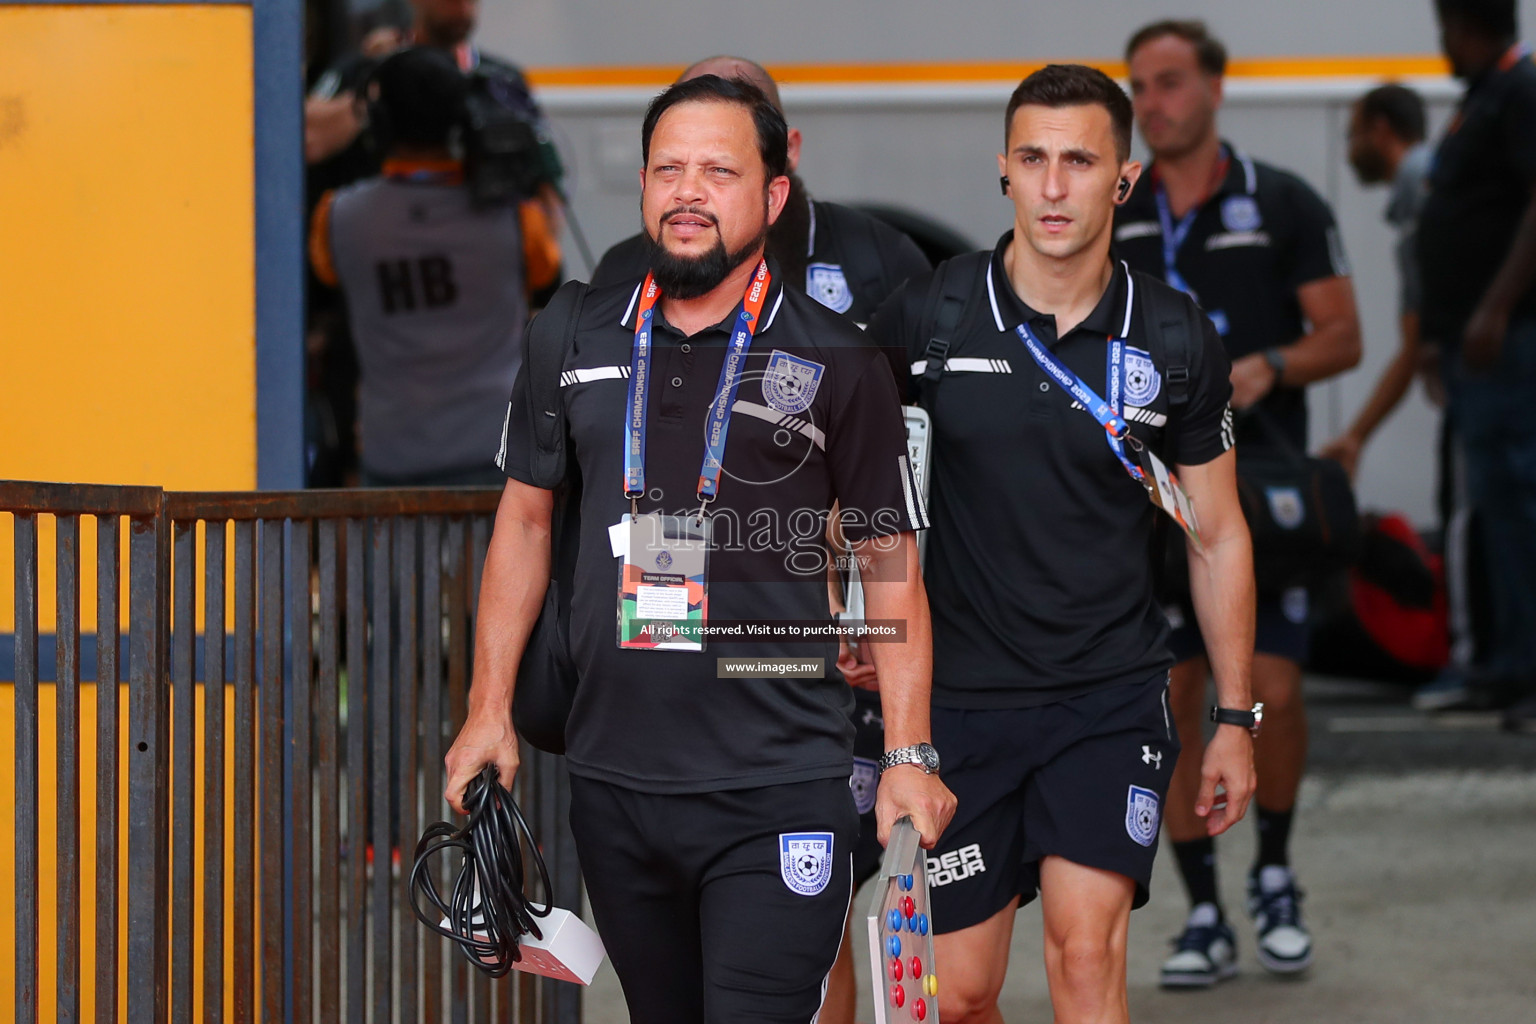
[580,676,1536,1023]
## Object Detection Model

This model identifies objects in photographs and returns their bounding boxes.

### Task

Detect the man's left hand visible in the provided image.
[875,766,956,850]
[1462,302,1509,371]
[1229,352,1279,410]
[1195,725,1256,837]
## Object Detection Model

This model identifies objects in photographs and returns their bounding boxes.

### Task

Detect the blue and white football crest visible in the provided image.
[1266,486,1305,530]
[849,758,878,815]
[763,350,825,415]
[807,263,854,314]
[1126,786,1160,847]
[1221,195,1262,233]
[780,832,834,896]
[1124,347,1162,406]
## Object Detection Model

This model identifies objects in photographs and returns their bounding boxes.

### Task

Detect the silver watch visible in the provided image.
[878,742,941,775]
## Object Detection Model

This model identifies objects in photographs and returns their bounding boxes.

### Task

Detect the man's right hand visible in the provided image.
[443,707,520,815]
[1319,432,1363,479]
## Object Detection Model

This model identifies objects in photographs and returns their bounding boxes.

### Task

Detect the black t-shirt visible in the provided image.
[865,234,1233,708]
[590,199,932,326]
[1114,145,1348,449]
[499,263,926,792]
[1418,47,1536,345]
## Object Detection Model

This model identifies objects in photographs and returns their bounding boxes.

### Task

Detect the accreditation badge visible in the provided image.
[1136,446,1204,552]
[617,513,711,651]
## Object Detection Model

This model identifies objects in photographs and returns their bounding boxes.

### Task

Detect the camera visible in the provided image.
[461,68,563,208]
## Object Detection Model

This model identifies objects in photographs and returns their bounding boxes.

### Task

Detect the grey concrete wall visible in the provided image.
[482,0,1536,67]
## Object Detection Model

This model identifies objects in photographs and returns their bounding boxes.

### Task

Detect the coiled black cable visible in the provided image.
[410,765,554,977]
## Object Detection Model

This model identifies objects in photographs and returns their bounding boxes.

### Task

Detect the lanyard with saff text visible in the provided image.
[624,259,772,513]
[1013,321,1144,482]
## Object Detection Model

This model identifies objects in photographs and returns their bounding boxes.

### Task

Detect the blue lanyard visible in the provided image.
[1153,186,1200,302]
[1014,319,1144,482]
[624,260,772,505]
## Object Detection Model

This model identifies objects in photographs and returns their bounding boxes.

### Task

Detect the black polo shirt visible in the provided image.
[499,262,926,793]
[1113,144,1348,449]
[590,198,932,325]
[1417,46,1536,346]
[865,234,1232,708]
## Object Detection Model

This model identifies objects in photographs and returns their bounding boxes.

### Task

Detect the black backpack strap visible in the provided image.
[912,250,990,403]
[526,279,588,488]
[822,202,888,312]
[1137,277,1196,409]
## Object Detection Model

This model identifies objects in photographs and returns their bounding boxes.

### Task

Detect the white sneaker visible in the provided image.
[1159,903,1239,989]
[1248,865,1313,974]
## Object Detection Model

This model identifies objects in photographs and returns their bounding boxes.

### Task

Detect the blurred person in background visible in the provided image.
[309,47,553,486]
[1118,19,1362,988]
[304,0,564,485]
[1416,0,1536,729]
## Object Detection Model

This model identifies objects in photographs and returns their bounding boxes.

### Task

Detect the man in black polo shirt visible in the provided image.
[443,75,954,1024]
[1418,0,1536,731]
[1116,20,1363,987]
[594,57,933,1024]
[590,56,932,327]
[867,65,1256,1024]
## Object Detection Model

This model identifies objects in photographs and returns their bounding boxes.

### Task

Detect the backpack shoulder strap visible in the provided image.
[527,279,588,487]
[1136,276,1196,408]
[913,250,990,402]
[821,202,888,310]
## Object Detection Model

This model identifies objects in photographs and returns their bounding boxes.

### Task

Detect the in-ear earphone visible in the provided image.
[1117,177,1132,200]
[999,175,1010,196]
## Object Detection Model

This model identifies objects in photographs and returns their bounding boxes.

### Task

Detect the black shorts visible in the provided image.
[926,674,1179,933]
[569,775,857,1024]
[1165,587,1310,664]
[850,687,885,886]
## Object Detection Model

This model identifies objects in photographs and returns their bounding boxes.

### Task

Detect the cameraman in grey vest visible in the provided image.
[311,46,548,486]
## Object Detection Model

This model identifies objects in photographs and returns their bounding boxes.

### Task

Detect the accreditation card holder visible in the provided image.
[617,512,711,651]
[1136,446,1203,553]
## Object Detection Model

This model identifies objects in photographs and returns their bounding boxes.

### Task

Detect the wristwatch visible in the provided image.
[879,742,941,775]
[1262,348,1287,387]
[1210,703,1265,738]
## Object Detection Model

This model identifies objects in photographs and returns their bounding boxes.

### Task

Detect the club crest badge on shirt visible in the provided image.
[807,263,854,314]
[1123,346,1162,406]
[763,350,825,415]
[1265,486,1306,530]
[1126,786,1160,848]
[1221,195,1263,233]
[780,832,835,896]
[849,757,878,815]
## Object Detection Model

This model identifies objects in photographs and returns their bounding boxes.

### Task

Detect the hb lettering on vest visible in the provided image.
[377,255,460,314]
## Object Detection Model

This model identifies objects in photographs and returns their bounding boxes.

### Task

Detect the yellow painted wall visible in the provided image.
[0,5,254,632]
[0,681,253,1023]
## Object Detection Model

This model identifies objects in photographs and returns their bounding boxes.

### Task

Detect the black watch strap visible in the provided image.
[1210,703,1264,736]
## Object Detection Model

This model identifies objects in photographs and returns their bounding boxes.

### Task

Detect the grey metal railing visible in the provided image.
[3,481,581,1024]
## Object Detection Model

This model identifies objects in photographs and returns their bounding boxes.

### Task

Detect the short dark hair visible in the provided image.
[1358,84,1427,143]
[1125,19,1228,78]
[1434,0,1518,38]
[641,75,789,182]
[1004,64,1134,162]
[372,46,468,149]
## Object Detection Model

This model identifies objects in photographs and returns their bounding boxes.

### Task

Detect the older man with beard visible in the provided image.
[445,75,954,1024]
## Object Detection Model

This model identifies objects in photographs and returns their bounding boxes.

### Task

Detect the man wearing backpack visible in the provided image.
[443,75,954,1024]
[1116,20,1362,986]
[866,64,1256,1024]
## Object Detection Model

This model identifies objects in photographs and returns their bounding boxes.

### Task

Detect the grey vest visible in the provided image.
[329,175,526,478]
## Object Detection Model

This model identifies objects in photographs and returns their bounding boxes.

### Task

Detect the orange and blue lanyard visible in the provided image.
[624,260,772,507]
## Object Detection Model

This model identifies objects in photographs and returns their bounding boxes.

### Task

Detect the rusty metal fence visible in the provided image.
[3,481,582,1024]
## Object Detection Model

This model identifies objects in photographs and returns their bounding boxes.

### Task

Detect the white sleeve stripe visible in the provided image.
[897,453,928,530]
[494,402,511,470]
[908,358,1013,374]
[560,365,631,387]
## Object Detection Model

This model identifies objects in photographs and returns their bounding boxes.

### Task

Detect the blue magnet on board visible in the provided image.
[899,874,914,891]
[887,909,903,933]
[917,914,930,935]
[887,935,902,958]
